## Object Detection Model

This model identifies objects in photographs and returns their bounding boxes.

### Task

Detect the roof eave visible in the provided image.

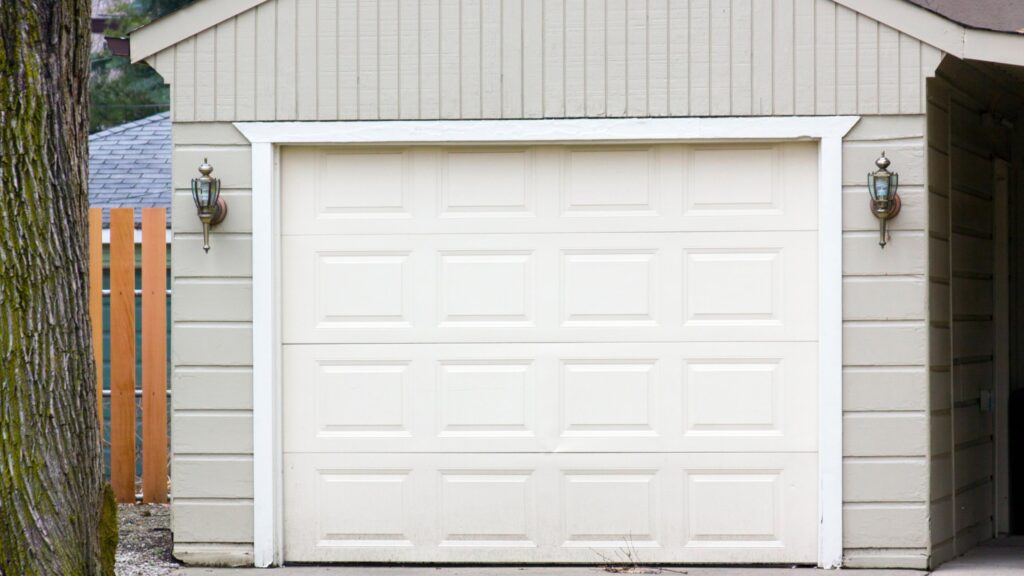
[129,0,269,63]
[835,0,1024,68]
[964,28,1024,67]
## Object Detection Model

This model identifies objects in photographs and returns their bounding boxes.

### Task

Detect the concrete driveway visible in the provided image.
[927,537,1024,575]
[174,537,1024,575]
[178,567,924,576]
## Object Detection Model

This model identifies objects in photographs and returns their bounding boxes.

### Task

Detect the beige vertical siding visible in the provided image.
[147,0,939,122]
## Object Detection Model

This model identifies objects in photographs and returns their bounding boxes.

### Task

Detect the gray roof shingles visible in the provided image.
[88,112,172,228]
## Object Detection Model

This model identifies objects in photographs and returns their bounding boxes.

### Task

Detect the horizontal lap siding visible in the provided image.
[927,77,955,567]
[841,117,930,570]
[171,123,255,564]
[148,0,937,122]
[945,79,997,558]
[926,63,1017,565]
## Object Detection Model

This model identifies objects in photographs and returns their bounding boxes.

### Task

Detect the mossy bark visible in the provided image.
[0,1,116,575]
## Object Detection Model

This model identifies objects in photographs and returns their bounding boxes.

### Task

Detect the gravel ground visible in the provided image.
[116,504,179,576]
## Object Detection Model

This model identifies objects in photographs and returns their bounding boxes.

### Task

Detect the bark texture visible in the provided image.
[0,1,115,575]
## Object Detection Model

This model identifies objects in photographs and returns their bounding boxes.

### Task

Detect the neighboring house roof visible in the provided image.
[131,0,1024,68]
[89,112,172,228]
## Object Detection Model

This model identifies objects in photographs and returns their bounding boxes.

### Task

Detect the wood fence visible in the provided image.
[89,207,168,504]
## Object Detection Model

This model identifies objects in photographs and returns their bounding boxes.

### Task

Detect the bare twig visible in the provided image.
[592,534,687,575]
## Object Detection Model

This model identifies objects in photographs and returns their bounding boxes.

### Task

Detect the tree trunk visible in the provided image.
[0,1,116,575]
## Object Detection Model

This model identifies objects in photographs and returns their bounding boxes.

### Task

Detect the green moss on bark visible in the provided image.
[99,484,119,575]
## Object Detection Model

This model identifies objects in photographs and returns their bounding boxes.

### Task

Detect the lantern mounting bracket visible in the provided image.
[208,196,228,226]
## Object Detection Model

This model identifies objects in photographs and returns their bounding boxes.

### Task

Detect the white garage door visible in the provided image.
[280,143,820,564]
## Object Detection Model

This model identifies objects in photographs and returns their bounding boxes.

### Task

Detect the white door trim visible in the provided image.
[235,116,860,569]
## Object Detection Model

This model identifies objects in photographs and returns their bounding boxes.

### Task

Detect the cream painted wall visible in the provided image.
[841,117,930,570]
[169,115,933,568]
[171,123,255,566]
[155,0,949,568]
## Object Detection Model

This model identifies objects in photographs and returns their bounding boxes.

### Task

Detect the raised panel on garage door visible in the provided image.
[282,342,817,454]
[280,143,818,236]
[280,143,820,564]
[283,452,817,563]
[281,232,817,343]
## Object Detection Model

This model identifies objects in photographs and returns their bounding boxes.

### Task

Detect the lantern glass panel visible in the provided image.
[209,179,220,205]
[874,175,890,200]
[198,180,211,205]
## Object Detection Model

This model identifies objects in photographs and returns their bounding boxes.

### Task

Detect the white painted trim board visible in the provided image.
[129,0,267,63]
[235,116,860,569]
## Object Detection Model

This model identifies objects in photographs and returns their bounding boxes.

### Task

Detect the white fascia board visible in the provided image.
[837,0,1024,69]
[833,0,964,57]
[129,0,268,63]
[964,29,1024,68]
[235,116,860,145]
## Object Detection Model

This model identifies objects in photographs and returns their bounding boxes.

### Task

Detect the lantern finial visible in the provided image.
[198,158,214,177]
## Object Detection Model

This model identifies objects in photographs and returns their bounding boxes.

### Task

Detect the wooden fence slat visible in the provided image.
[109,208,136,503]
[89,208,103,429]
[141,209,168,504]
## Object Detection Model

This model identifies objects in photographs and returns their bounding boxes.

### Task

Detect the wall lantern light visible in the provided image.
[191,159,228,253]
[867,152,900,249]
